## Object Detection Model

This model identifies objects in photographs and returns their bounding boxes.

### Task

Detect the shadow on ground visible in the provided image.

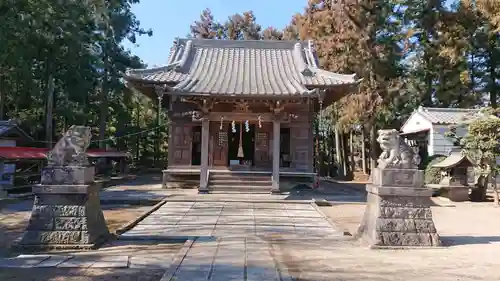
[283,181,367,202]
[441,235,500,246]
[0,267,166,281]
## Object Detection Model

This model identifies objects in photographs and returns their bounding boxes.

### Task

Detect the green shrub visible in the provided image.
[423,155,447,184]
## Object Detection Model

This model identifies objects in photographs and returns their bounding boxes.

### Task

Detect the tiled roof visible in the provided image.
[124,39,360,96]
[417,107,480,125]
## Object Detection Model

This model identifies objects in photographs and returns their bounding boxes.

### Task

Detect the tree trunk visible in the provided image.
[369,124,377,173]
[334,125,342,176]
[492,180,499,206]
[99,70,108,150]
[0,74,4,119]
[491,170,499,206]
[45,73,55,148]
[342,133,348,178]
[329,128,335,177]
[314,116,320,174]
[488,47,498,109]
[361,127,367,174]
[135,117,140,162]
[349,130,355,174]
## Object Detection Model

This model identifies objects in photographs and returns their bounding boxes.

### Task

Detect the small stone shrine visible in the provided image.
[18,126,109,250]
[357,129,441,247]
[431,148,472,202]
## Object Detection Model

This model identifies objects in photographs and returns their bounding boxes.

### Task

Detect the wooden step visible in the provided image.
[209,180,272,186]
[210,174,270,180]
[210,190,272,194]
[209,185,272,192]
[210,170,272,176]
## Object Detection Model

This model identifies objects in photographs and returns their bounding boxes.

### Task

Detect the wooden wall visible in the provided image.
[209,121,228,166]
[284,104,314,172]
[168,118,195,166]
[254,122,272,168]
[167,100,314,172]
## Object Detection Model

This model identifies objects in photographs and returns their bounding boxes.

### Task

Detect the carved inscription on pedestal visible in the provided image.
[392,170,414,186]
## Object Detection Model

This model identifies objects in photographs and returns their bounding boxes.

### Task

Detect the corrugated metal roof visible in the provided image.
[0,120,34,140]
[0,147,130,160]
[0,125,12,136]
[0,120,16,137]
[124,38,359,96]
[417,107,480,125]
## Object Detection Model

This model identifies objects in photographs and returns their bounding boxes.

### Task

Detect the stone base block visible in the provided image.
[162,171,199,189]
[357,185,441,247]
[444,185,470,202]
[17,183,109,250]
[372,168,424,188]
[41,166,95,185]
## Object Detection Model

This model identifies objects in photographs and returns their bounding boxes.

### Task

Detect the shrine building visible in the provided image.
[124,38,360,193]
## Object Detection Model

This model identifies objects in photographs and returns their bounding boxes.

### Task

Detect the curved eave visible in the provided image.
[432,154,473,169]
[123,74,174,85]
[124,80,172,107]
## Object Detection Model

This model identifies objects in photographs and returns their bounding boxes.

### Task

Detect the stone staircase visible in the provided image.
[208,171,273,193]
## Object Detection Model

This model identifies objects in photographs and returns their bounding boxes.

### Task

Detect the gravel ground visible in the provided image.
[0,268,165,281]
[287,200,500,281]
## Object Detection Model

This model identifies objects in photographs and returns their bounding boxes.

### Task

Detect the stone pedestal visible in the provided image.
[41,166,95,185]
[357,168,441,247]
[17,166,109,250]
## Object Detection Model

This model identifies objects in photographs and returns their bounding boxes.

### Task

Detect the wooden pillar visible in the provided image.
[199,118,210,193]
[271,118,280,193]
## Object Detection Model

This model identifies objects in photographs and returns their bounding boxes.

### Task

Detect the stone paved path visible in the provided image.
[121,201,343,240]
[133,201,343,281]
[160,237,292,281]
[0,201,344,274]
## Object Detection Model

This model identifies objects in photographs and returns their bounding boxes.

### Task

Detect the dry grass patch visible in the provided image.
[318,203,366,235]
[0,201,153,255]
[102,205,151,233]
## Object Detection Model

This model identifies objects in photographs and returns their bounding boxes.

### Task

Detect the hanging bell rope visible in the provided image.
[237,121,244,158]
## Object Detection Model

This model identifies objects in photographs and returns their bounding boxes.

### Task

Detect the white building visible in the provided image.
[400,106,479,157]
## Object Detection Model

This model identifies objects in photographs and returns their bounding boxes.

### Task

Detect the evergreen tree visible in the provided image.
[262,27,283,40]
[189,8,224,39]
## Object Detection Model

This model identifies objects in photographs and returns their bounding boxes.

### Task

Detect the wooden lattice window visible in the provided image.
[218,132,228,147]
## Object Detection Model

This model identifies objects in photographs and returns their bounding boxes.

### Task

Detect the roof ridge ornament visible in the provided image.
[292,43,315,77]
[176,40,193,71]
[306,40,319,69]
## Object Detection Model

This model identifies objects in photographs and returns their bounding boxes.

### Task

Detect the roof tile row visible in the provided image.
[125,39,359,96]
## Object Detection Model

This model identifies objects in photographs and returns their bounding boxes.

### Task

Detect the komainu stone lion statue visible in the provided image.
[377,129,420,169]
[46,126,92,167]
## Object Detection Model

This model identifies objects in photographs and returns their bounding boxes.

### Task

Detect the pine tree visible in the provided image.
[189,8,224,39]
[439,0,499,108]
[224,11,262,40]
[403,0,450,106]
[262,27,283,40]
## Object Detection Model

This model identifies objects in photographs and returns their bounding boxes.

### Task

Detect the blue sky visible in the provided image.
[122,0,307,66]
